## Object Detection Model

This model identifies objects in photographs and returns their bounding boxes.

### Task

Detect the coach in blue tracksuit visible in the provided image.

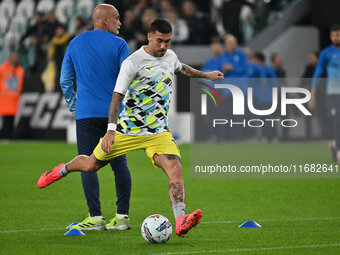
[219,35,248,78]
[246,49,262,102]
[59,4,131,230]
[217,34,248,140]
[218,34,248,120]
[254,52,278,142]
[310,24,340,162]
[202,41,224,72]
[254,53,278,105]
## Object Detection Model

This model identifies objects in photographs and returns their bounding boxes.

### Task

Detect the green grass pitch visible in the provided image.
[0,142,339,254]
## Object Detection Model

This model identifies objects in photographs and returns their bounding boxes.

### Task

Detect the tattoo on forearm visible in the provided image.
[169,181,184,204]
[108,92,124,124]
[176,63,207,78]
[165,154,181,162]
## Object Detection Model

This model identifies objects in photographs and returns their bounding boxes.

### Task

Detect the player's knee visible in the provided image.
[84,158,101,172]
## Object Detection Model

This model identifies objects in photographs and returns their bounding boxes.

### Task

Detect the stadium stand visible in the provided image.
[55,0,75,24]
[0,0,338,142]
[76,0,95,21]
[36,0,55,14]
[0,0,16,20]
[16,0,35,20]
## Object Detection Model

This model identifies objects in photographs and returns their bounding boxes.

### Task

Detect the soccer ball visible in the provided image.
[141,214,172,244]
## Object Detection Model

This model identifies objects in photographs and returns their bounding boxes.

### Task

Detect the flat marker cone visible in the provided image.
[64,229,86,236]
[239,221,262,228]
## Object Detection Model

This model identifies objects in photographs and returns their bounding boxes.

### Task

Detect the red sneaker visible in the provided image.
[176,209,202,237]
[37,163,65,189]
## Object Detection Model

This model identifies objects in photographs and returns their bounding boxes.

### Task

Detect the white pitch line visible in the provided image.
[0,228,64,233]
[1,217,339,234]
[151,243,340,255]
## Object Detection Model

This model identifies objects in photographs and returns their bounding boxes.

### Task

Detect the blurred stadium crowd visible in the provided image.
[0,0,294,76]
[0,0,328,141]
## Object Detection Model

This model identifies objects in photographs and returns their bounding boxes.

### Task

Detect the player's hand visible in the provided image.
[207,71,224,81]
[101,131,115,153]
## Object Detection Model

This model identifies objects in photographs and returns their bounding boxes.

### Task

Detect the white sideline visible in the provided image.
[0,217,339,234]
[0,228,64,233]
[151,243,340,255]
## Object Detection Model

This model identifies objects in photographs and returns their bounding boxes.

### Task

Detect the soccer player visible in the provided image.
[59,4,132,231]
[38,19,223,237]
[309,24,340,162]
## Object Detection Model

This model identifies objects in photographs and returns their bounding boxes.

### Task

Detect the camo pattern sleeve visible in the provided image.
[114,46,182,136]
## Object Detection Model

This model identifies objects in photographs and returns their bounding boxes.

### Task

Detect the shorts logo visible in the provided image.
[171,138,179,151]
[98,148,102,153]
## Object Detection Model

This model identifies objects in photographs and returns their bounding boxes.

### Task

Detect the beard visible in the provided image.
[157,50,166,57]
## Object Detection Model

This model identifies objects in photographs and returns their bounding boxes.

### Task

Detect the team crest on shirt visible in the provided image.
[144,65,154,72]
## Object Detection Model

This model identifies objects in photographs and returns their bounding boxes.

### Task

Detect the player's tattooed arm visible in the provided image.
[176,64,208,78]
[165,154,181,162]
[176,63,224,81]
[108,92,124,124]
[169,181,185,204]
[102,92,124,153]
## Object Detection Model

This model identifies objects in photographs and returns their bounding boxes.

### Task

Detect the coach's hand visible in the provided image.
[207,71,224,81]
[101,131,115,153]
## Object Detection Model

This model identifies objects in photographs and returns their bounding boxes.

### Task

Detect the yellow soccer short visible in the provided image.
[93,132,181,167]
